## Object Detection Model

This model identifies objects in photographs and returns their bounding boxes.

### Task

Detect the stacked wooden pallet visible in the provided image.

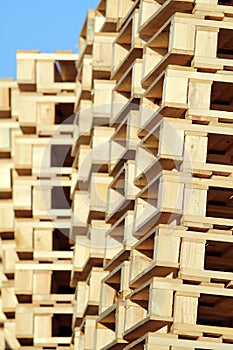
[0,51,78,349]
[70,5,118,349]
[1,0,233,349]
[71,0,233,349]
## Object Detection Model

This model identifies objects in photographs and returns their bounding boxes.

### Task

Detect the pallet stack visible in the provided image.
[0,51,78,349]
[71,0,233,349]
[1,0,233,349]
[70,5,117,349]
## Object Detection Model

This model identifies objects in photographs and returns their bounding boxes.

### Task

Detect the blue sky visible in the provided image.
[0,0,99,78]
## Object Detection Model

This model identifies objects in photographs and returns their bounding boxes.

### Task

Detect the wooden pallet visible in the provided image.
[1,0,233,349]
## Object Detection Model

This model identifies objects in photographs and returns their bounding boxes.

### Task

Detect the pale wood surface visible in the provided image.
[1,0,233,349]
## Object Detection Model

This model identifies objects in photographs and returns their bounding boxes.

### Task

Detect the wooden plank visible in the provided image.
[2,2,233,349]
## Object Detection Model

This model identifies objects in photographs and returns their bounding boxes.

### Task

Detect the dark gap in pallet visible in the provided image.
[52,314,72,337]
[197,294,233,328]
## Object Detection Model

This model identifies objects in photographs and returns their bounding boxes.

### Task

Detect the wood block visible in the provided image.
[34,315,52,339]
[105,0,119,19]
[32,143,50,173]
[13,182,32,211]
[33,271,52,295]
[90,220,110,256]
[15,269,33,294]
[89,268,108,303]
[92,126,115,166]
[18,99,37,126]
[10,87,20,118]
[15,225,33,251]
[111,89,130,123]
[2,241,18,274]
[73,235,90,271]
[0,127,10,150]
[16,308,34,337]
[183,186,207,216]
[17,59,36,85]
[158,177,184,212]
[195,27,219,58]
[90,173,112,213]
[80,9,96,46]
[163,74,188,106]
[134,197,157,234]
[130,249,152,282]
[14,137,32,169]
[116,302,127,339]
[169,17,195,53]
[159,119,184,157]
[75,145,92,182]
[154,234,180,265]
[10,128,22,159]
[34,229,52,251]
[180,238,205,269]
[73,99,93,138]
[93,80,115,119]
[80,55,93,90]
[173,294,198,324]
[36,61,54,85]
[73,329,83,349]
[0,200,14,232]
[100,281,117,313]
[93,33,115,72]
[149,288,173,317]
[124,299,147,332]
[84,316,98,349]
[2,283,17,311]
[117,0,135,23]
[188,79,212,109]
[74,282,89,318]
[183,133,208,163]
[0,167,11,192]
[37,102,55,125]
[132,59,144,96]
[72,191,89,228]
[33,186,51,218]
[139,0,160,30]
[0,86,10,112]
[95,323,115,349]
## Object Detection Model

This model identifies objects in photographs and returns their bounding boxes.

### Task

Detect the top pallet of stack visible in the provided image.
[16,50,78,92]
